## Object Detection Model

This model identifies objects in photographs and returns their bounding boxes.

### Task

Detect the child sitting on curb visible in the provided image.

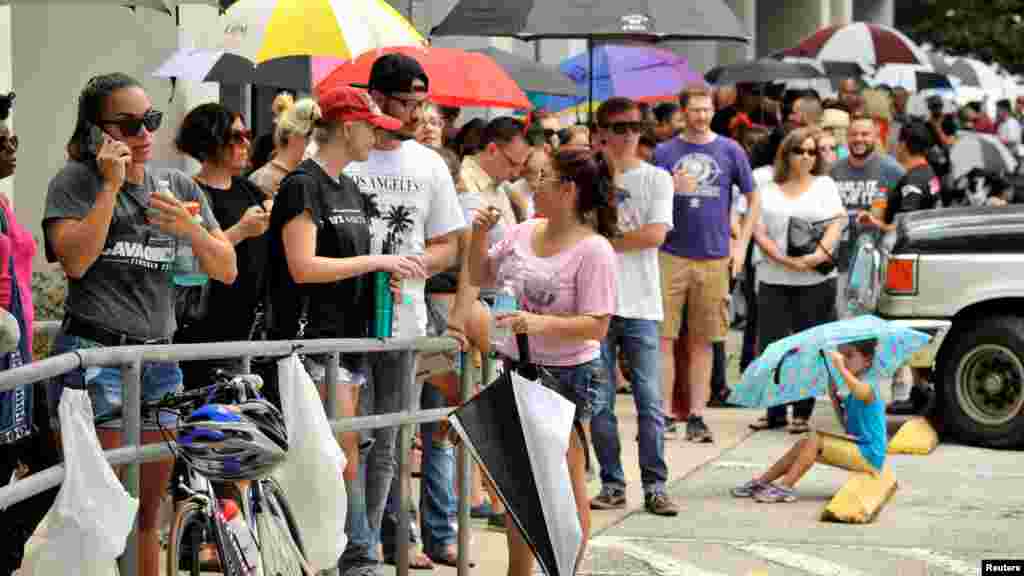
[731,339,886,503]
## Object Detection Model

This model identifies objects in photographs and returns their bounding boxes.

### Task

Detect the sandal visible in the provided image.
[385,548,435,570]
[749,416,787,431]
[428,546,476,568]
[788,419,810,434]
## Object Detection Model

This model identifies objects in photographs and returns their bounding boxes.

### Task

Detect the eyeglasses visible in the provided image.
[603,121,645,135]
[792,147,818,158]
[229,128,252,145]
[385,93,427,112]
[100,109,163,137]
[0,135,17,152]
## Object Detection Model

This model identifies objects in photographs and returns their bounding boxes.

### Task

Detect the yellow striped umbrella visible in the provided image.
[225,0,426,63]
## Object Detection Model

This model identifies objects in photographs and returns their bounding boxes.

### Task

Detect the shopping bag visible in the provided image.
[18,389,138,576]
[273,354,348,572]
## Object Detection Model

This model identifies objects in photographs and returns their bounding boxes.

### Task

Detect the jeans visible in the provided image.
[418,382,456,557]
[593,317,668,495]
[341,350,420,570]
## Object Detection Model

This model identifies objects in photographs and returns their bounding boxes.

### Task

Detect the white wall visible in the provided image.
[10,3,228,267]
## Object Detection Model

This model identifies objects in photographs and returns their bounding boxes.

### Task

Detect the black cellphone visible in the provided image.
[85,123,106,157]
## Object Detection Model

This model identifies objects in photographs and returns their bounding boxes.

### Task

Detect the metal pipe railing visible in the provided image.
[0,327,477,576]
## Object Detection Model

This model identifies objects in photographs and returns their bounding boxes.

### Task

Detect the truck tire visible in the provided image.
[940,316,1024,448]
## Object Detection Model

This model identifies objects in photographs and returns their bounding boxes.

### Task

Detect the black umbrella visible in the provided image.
[431,0,750,123]
[468,47,580,97]
[253,56,316,93]
[705,59,824,85]
[448,335,581,576]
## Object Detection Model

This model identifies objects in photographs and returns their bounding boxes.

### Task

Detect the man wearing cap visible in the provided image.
[341,53,466,576]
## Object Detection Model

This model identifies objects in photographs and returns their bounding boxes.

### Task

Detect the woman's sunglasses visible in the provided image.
[101,109,163,137]
[792,147,818,158]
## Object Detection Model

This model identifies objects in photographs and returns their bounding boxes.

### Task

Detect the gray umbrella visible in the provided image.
[949,59,986,87]
[468,47,580,97]
[928,52,956,76]
[951,131,1018,180]
[431,0,749,42]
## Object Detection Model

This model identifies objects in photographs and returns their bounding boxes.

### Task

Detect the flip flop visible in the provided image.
[384,550,435,570]
[788,419,811,434]
[749,416,787,431]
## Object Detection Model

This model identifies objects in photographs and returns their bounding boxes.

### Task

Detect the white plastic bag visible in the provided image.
[273,354,348,572]
[18,389,139,576]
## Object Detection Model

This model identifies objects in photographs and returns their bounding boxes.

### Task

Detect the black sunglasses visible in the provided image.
[604,121,644,135]
[792,147,818,157]
[101,109,163,137]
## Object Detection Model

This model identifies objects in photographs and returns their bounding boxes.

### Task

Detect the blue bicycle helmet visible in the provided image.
[176,399,288,482]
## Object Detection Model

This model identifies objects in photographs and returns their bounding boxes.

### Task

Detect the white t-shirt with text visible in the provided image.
[344,141,466,336]
[615,162,674,321]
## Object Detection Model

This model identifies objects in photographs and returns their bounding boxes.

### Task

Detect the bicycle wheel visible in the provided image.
[252,478,310,576]
[167,500,247,576]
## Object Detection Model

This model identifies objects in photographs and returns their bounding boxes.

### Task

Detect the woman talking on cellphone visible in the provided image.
[43,73,236,576]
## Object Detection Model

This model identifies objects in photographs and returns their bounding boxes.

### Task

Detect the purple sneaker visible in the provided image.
[753,483,797,503]
[730,479,768,498]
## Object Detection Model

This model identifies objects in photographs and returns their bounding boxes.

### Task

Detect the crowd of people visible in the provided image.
[0,50,1015,576]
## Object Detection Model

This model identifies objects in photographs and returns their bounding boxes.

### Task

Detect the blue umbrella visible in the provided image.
[729,315,932,408]
[559,45,702,105]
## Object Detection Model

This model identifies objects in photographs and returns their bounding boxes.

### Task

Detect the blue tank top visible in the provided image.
[845,371,887,471]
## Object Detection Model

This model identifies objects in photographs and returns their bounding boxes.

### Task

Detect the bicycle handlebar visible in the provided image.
[141,371,265,416]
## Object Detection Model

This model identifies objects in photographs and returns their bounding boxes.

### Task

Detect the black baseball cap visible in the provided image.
[357,53,429,95]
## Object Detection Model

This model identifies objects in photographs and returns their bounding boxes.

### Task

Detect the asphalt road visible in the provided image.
[581,429,1024,576]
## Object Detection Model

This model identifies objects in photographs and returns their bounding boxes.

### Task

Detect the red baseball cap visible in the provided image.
[318,85,402,132]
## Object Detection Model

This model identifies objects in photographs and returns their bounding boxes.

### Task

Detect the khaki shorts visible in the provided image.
[658,252,730,342]
[815,431,879,476]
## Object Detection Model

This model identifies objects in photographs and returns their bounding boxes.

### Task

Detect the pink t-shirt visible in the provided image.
[487,220,617,367]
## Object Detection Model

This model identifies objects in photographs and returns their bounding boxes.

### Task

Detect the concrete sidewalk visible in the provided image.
[384,400,760,575]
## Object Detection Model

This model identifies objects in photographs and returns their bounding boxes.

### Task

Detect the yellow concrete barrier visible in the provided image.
[887,416,939,455]
[821,466,898,524]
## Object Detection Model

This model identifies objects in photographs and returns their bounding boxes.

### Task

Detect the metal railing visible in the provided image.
[0,322,477,576]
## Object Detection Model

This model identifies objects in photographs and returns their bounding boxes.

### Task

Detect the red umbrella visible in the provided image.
[316,46,532,109]
[776,22,929,68]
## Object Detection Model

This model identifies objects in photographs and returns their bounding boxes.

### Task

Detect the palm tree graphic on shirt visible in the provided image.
[382,204,415,255]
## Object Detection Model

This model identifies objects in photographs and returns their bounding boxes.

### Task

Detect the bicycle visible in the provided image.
[144,371,312,576]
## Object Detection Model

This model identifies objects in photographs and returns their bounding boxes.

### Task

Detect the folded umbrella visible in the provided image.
[729,315,931,408]
[448,336,581,576]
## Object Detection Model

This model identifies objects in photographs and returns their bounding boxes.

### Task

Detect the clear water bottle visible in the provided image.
[490,283,517,348]
[172,201,209,287]
[395,277,424,339]
[149,180,177,272]
[220,499,257,574]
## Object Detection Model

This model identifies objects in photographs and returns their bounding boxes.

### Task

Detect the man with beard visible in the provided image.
[830,115,904,317]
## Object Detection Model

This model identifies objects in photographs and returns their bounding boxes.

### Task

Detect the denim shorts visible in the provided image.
[48,333,183,430]
[538,357,607,423]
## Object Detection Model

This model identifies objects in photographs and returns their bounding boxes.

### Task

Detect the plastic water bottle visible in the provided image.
[490,283,517,348]
[395,277,424,339]
[220,499,257,574]
[149,180,177,273]
[172,200,209,287]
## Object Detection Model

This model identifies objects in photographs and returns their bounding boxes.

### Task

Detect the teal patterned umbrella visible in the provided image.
[729,315,932,408]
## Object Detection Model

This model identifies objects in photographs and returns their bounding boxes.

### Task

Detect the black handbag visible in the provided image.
[786,215,842,276]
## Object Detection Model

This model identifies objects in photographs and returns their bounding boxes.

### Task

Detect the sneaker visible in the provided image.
[753,483,797,503]
[590,486,627,510]
[487,512,507,531]
[664,417,680,439]
[685,415,714,443]
[730,479,768,498]
[644,492,679,516]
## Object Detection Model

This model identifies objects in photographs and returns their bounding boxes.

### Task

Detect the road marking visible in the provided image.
[733,543,870,576]
[589,536,729,576]
[881,547,978,576]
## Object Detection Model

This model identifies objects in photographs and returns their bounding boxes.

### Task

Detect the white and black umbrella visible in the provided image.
[448,335,581,576]
[153,48,256,85]
[949,57,1003,90]
[950,131,1019,180]
[874,64,952,92]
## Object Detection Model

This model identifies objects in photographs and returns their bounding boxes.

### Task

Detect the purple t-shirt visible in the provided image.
[653,135,754,260]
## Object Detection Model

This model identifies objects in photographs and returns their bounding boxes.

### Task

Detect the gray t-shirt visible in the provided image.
[43,162,220,339]
[829,153,905,271]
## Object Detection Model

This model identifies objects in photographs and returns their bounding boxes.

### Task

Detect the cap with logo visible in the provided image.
[318,85,402,131]
[355,53,430,95]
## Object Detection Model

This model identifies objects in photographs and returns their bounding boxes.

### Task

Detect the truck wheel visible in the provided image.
[941,316,1024,448]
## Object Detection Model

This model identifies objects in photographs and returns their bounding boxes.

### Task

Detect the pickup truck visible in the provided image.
[867,205,1024,449]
